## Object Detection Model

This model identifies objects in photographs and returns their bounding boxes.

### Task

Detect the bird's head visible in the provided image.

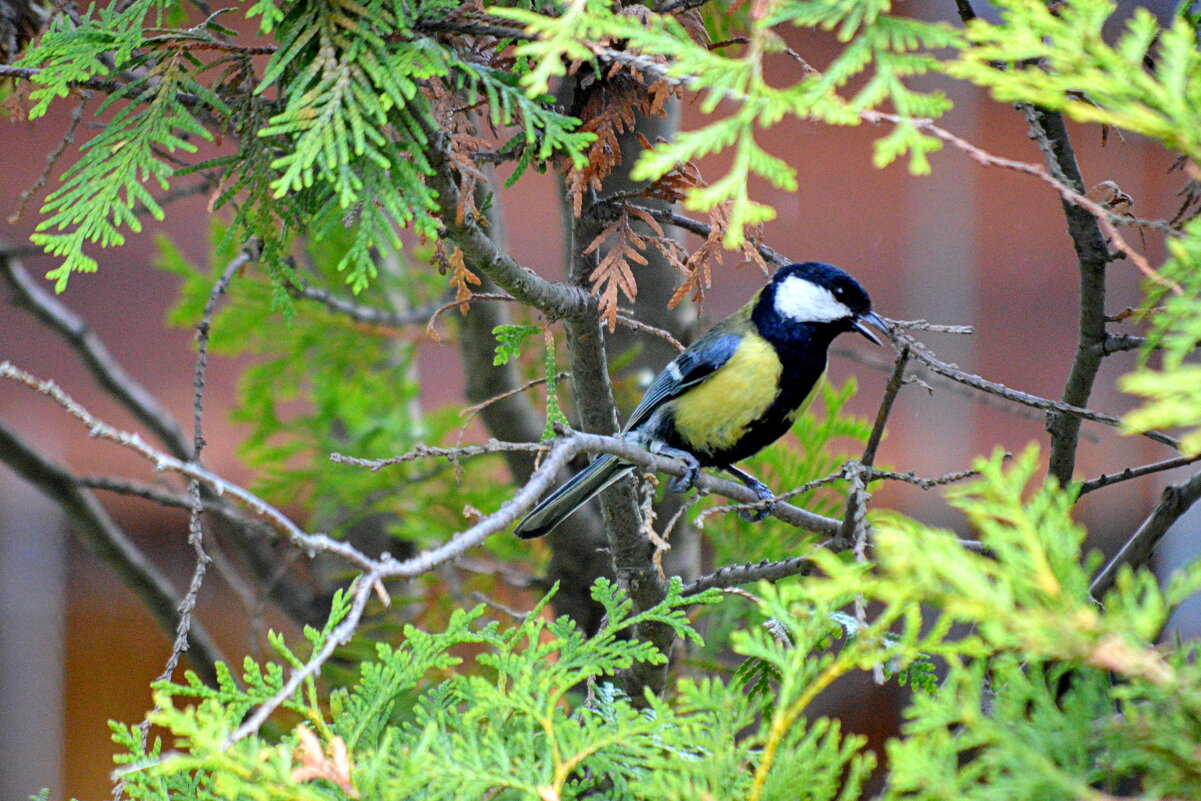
[759,261,887,346]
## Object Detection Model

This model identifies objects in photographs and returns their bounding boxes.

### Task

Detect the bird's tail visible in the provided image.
[514,454,633,539]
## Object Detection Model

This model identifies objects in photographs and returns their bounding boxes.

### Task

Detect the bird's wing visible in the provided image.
[623,331,742,432]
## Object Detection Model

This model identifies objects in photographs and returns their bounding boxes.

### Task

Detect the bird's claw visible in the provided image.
[668,459,701,493]
[738,479,776,522]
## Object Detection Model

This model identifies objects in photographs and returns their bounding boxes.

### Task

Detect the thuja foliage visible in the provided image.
[497,0,959,243]
[111,449,1201,800]
[17,0,594,291]
[11,0,1201,797]
[939,0,1201,452]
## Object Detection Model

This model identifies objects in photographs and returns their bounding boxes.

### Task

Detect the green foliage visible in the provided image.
[492,324,541,366]
[106,444,1201,801]
[948,0,1201,162]
[492,324,570,440]
[1119,215,1201,453]
[498,0,958,246]
[541,334,570,441]
[157,223,513,549]
[17,0,593,291]
[116,576,897,801]
[19,0,225,290]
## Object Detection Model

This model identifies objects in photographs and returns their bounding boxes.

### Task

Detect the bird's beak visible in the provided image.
[853,311,888,347]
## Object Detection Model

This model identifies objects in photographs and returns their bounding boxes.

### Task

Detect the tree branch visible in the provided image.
[564,201,672,696]
[892,329,1179,450]
[289,279,445,329]
[0,360,385,571]
[0,419,224,684]
[0,249,191,458]
[1078,452,1201,495]
[153,240,256,689]
[422,126,594,320]
[1090,469,1201,599]
[682,532,987,596]
[335,435,843,535]
[1020,105,1113,485]
[223,569,382,747]
[841,345,909,540]
[683,553,837,596]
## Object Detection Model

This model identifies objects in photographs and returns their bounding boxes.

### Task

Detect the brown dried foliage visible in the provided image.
[290,727,358,798]
[585,205,652,329]
[583,128,773,328]
[429,79,490,225]
[639,137,768,311]
[435,240,481,315]
[563,69,677,217]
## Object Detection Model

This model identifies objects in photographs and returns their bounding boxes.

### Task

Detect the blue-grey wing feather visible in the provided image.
[623,332,742,432]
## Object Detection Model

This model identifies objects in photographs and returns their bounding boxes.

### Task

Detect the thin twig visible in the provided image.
[888,319,974,335]
[79,475,276,534]
[836,344,1104,442]
[460,374,570,420]
[1079,452,1201,495]
[291,280,446,329]
[425,292,521,337]
[0,64,221,121]
[840,345,910,540]
[470,591,531,623]
[455,373,570,464]
[331,439,548,471]
[335,432,844,536]
[223,570,382,746]
[613,312,686,352]
[865,464,989,491]
[1090,469,1201,599]
[694,470,845,526]
[151,241,256,688]
[683,553,833,596]
[893,329,1180,450]
[0,250,191,458]
[0,360,387,571]
[862,345,909,469]
[9,92,89,224]
[684,533,988,597]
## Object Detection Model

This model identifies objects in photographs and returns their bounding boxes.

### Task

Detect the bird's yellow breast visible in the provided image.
[672,334,782,453]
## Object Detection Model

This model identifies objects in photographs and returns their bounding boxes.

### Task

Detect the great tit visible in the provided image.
[514,261,886,539]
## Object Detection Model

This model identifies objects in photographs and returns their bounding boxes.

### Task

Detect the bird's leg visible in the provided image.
[723,465,775,522]
[625,432,701,492]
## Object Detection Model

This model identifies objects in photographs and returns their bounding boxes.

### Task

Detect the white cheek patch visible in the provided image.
[773,276,853,323]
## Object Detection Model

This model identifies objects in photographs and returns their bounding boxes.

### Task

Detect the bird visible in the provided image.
[514,261,887,539]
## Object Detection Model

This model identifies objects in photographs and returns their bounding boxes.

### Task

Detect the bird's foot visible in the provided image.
[661,447,700,493]
[626,432,702,493]
[723,465,776,522]
[738,478,776,522]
